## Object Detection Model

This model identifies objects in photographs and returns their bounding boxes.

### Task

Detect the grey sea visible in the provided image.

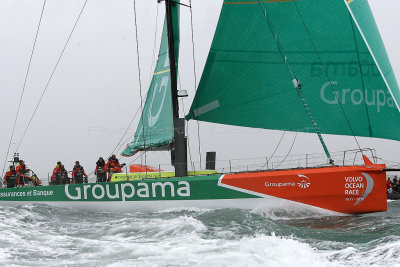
[0,202,399,266]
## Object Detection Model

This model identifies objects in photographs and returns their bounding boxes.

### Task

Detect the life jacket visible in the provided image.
[106,158,120,171]
[4,170,16,181]
[96,160,105,168]
[110,165,122,173]
[16,163,26,174]
[73,166,87,177]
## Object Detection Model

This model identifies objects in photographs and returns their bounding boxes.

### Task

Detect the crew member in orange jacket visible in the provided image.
[104,155,120,171]
[105,155,121,181]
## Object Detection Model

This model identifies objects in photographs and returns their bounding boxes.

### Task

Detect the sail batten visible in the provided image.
[187,0,400,141]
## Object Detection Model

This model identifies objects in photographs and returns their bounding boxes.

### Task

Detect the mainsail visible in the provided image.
[186,0,400,141]
[123,3,180,157]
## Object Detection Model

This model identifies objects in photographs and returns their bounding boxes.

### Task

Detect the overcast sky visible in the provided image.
[0,0,399,179]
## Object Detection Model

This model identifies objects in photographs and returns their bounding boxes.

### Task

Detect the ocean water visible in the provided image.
[0,202,399,267]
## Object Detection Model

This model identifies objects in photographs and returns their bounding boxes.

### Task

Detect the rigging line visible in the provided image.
[189,0,202,168]
[292,2,364,155]
[112,2,161,159]
[257,0,332,161]
[273,132,298,169]
[257,93,299,171]
[178,75,194,171]
[107,104,142,158]
[133,0,147,169]
[181,97,194,171]
[126,151,144,167]
[112,81,156,157]
[1,0,47,179]
[149,4,160,82]
[15,0,89,152]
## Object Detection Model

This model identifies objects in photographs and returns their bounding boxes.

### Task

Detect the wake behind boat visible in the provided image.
[2,0,400,214]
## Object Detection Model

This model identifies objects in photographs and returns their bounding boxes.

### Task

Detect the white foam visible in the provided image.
[322,238,400,266]
[157,207,212,213]
[1,205,399,266]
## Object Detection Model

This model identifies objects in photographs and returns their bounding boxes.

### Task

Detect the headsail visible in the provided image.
[186,0,400,141]
[122,3,180,157]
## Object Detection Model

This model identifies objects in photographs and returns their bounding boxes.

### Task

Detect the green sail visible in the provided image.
[123,3,180,157]
[186,0,400,141]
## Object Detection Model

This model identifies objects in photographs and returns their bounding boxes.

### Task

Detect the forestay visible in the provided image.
[186,0,400,141]
[123,2,180,156]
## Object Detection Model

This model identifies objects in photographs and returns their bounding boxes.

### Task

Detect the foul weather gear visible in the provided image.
[72,165,88,184]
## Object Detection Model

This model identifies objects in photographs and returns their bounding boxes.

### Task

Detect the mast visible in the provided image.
[165,0,188,177]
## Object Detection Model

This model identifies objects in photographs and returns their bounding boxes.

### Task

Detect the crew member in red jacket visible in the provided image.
[51,161,62,181]
[387,177,393,191]
[16,160,29,175]
[3,166,16,185]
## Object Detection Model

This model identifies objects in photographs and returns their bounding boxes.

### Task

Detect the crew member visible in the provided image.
[96,157,106,171]
[30,172,42,186]
[51,162,62,181]
[16,160,29,186]
[387,177,393,191]
[3,166,16,186]
[394,179,400,194]
[72,161,88,184]
[105,155,121,181]
[59,165,70,184]
[95,157,106,183]
[16,160,29,175]
[105,155,120,171]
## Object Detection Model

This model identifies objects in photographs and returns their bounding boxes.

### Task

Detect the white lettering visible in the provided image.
[83,185,91,200]
[121,183,135,201]
[377,90,386,112]
[106,184,119,199]
[320,81,338,104]
[320,82,395,112]
[152,182,175,197]
[351,89,363,105]
[65,185,82,200]
[365,90,375,106]
[177,181,190,197]
[342,88,351,104]
[92,184,105,199]
[137,182,149,198]
[345,176,364,183]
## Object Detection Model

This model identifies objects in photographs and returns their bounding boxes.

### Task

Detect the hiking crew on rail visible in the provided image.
[1,156,125,188]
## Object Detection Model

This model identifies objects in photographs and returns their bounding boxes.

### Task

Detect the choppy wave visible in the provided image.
[0,202,399,266]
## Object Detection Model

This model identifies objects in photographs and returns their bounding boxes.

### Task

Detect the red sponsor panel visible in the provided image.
[220,165,387,214]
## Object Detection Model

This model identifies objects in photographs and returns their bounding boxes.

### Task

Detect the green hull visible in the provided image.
[0,175,252,203]
[0,165,388,215]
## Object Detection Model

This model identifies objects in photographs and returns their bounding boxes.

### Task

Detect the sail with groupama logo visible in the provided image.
[1,0,398,214]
